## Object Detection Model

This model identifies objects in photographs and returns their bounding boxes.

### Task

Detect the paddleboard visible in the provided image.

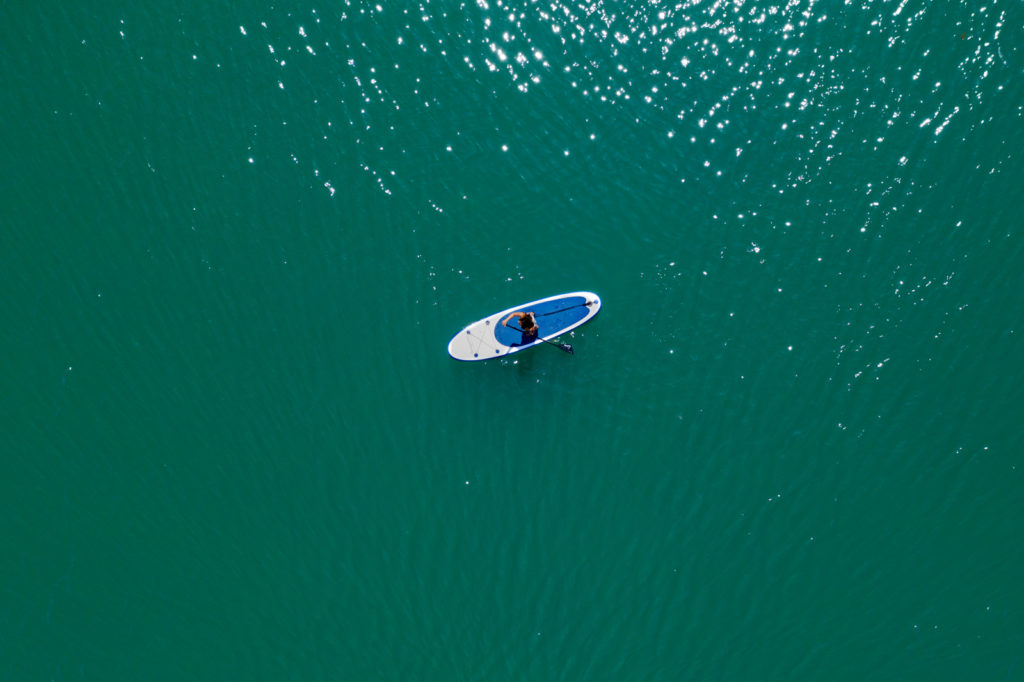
[447,291,601,361]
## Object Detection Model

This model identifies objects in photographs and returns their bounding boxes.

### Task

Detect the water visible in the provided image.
[3,1,1022,679]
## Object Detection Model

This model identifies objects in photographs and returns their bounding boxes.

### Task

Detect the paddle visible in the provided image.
[502,301,594,354]
[509,325,574,354]
[535,300,596,317]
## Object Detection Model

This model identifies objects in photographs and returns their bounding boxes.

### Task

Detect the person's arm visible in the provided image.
[502,312,517,327]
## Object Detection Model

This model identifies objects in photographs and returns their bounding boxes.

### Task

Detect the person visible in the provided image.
[502,311,539,344]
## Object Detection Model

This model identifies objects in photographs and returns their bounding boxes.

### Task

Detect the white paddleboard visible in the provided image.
[447,291,601,361]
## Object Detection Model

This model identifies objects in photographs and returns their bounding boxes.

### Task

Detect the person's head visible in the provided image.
[521,313,535,327]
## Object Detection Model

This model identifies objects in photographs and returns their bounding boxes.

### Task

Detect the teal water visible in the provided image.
[3,1,1023,679]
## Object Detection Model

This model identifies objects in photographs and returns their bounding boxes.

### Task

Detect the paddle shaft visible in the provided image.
[509,325,574,354]
[502,300,594,354]
[535,300,594,317]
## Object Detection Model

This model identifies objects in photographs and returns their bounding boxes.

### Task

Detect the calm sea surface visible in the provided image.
[3,1,1023,679]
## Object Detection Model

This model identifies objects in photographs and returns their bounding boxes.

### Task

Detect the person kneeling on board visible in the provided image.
[502,311,539,346]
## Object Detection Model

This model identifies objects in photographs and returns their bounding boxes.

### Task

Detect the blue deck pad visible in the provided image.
[493,295,590,347]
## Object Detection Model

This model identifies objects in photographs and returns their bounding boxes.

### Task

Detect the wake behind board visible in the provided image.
[447,291,601,361]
